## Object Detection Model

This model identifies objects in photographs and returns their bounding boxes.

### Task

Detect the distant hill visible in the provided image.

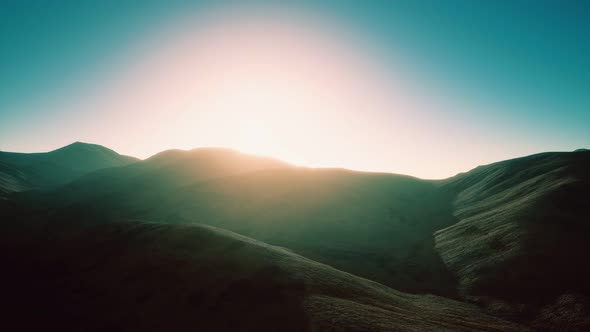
[47,147,292,214]
[0,203,526,332]
[0,142,138,195]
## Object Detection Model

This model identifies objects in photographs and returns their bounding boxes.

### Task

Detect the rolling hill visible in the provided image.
[4,143,589,330]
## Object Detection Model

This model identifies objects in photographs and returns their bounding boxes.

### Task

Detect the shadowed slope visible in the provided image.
[435,150,590,328]
[0,204,526,332]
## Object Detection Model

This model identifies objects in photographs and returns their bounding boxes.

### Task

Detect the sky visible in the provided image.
[0,0,588,179]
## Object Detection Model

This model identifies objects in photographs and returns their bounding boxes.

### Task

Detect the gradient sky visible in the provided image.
[1,0,588,179]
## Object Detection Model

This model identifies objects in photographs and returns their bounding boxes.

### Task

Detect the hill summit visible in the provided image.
[0,142,137,195]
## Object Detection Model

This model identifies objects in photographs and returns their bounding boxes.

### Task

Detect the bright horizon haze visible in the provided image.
[1,1,588,179]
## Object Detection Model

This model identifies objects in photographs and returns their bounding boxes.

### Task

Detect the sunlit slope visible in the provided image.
[53,149,458,296]
[0,142,137,194]
[435,150,590,328]
[0,210,526,332]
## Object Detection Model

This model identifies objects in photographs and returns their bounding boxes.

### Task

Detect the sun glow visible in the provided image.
[33,6,486,178]
[92,8,411,167]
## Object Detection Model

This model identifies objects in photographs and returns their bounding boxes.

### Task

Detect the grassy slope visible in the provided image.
[0,202,525,332]
[435,150,590,328]
[0,160,31,197]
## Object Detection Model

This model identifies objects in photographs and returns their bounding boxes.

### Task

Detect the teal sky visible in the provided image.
[1,0,588,178]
